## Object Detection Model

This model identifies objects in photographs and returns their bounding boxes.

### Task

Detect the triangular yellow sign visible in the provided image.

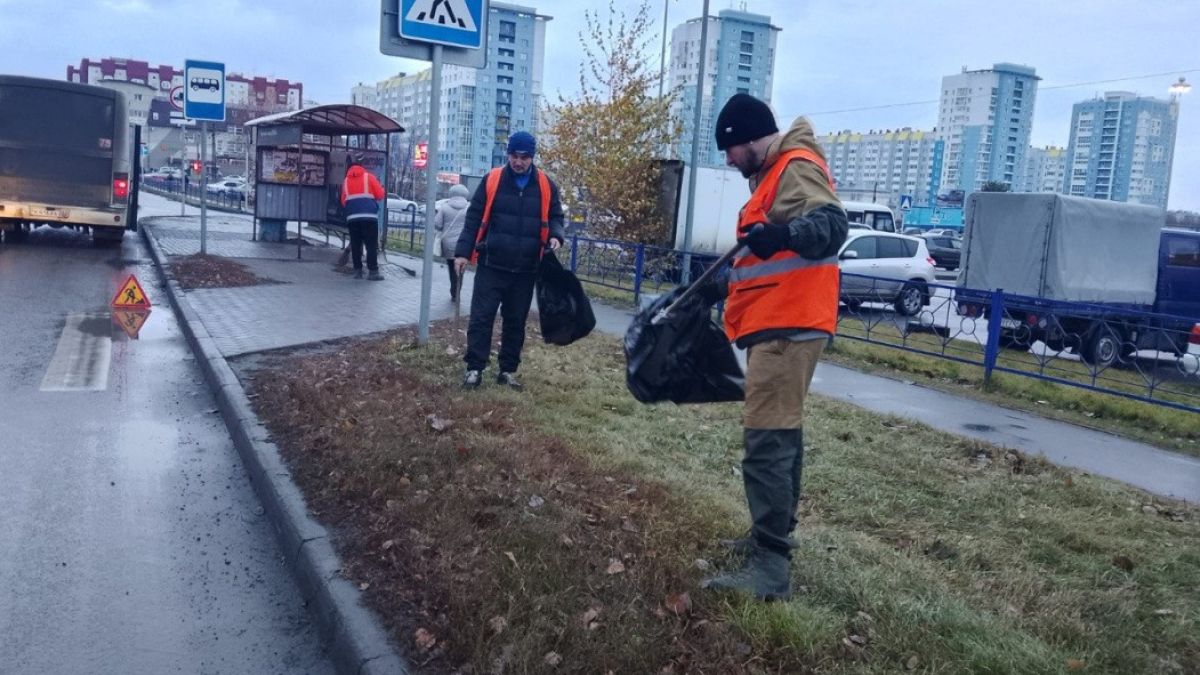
[112,274,151,309]
[112,309,151,339]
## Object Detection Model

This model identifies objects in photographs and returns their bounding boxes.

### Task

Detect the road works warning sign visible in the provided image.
[112,274,152,309]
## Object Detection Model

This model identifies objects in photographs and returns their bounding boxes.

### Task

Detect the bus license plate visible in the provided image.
[30,207,69,219]
[1000,317,1020,329]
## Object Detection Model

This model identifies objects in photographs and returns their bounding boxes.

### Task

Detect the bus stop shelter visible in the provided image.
[244,104,404,259]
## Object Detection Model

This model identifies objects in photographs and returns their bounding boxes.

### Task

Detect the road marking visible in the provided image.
[40,312,111,392]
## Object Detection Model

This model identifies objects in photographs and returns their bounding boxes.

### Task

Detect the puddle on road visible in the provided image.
[963,423,996,432]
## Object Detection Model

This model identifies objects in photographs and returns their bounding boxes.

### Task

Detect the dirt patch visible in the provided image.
[169,253,276,289]
[245,322,787,674]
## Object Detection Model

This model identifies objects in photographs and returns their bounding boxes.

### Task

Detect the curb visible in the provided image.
[139,218,410,675]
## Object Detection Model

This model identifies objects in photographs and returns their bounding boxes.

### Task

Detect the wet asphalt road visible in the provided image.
[0,226,334,674]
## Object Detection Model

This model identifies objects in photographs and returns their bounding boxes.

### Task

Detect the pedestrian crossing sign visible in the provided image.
[400,0,487,49]
[112,274,152,309]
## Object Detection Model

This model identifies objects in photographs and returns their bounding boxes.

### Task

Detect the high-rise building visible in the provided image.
[936,63,1039,194]
[66,57,302,174]
[668,9,780,168]
[1064,91,1179,208]
[817,128,938,207]
[353,2,549,180]
[1017,145,1066,193]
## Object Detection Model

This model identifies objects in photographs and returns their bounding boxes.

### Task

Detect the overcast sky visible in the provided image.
[2,0,1196,209]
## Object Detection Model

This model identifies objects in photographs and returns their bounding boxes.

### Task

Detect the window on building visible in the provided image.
[498,48,514,57]
[738,54,753,65]
[497,75,513,84]
[498,62,514,71]
[741,30,754,42]
[498,20,516,42]
[740,42,754,53]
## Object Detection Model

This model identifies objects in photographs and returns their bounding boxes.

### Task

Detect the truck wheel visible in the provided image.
[999,328,1031,351]
[1080,326,1132,369]
[842,298,862,311]
[894,283,925,316]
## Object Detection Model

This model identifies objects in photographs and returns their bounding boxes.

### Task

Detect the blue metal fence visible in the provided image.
[304,212,1200,415]
[836,273,1200,414]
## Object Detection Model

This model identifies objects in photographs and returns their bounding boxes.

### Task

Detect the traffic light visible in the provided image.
[191,160,202,175]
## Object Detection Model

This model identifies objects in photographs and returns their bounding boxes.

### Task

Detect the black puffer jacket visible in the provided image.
[454,165,566,273]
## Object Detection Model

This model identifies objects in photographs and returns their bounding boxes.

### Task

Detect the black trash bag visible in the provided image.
[624,287,744,404]
[536,251,596,346]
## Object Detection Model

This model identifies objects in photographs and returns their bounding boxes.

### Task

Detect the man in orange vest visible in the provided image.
[453,131,565,389]
[340,154,386,280]
[697,94,849,601]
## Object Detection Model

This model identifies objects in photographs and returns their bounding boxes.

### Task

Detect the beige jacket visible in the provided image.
[751,117,841,224]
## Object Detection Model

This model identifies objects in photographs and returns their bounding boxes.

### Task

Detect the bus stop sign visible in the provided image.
[183,59,226,122]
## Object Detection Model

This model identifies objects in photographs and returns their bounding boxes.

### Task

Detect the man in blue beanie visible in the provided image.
[454,131,565,389]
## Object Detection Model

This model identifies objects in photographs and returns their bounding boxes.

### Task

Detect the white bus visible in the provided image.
[0,74,135,243]
[841,200,896,233]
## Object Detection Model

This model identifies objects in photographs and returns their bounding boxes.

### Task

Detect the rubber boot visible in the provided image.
[702,545,792,601]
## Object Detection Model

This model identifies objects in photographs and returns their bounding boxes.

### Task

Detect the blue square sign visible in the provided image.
[399,0,488,49]
[184,59,226,122]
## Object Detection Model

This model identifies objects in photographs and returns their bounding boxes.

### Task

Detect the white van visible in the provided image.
[841,201,896,233]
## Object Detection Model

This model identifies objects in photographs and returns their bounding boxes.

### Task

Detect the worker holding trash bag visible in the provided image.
[692,93,848,601]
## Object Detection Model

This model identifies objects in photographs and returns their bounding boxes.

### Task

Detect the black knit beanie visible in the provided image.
[714,93,778,150]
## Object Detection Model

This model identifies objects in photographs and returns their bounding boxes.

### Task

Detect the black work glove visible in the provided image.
[695,276,727,306]
[738,222,790,260]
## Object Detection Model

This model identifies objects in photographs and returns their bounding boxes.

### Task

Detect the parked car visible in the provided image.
[922,234,962,269]
[386,193,418,224]
[838,231,936,315]
[206,178,246,198]
[924,228,961,238]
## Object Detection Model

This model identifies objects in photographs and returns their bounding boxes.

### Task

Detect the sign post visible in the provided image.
[387,0,488,345]
[183,59,226,255]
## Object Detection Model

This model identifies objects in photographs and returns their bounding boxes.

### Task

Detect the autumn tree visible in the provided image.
[539,1,681,243]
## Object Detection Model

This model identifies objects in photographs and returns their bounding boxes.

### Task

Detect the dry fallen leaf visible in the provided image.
[358,582,370,591]
[426,414,453,432]
[905,655,920,670]
[559,535,575,548]
[414,628,437,651]
[488,616,508,635]
[505,551,518,567]
[621,518,640,533]
[543,651,562,666]
[848,634,868,646]
[1153,608,1175,616]
[1066,659,1086,671]
[605,559,626,575]
[664,592,692,616]
[1112,554,1135,572]
[528,495,545,509]
[581,607,601,625]
[381,539,395,550]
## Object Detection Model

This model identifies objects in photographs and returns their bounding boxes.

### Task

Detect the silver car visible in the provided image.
[838,231,937,315]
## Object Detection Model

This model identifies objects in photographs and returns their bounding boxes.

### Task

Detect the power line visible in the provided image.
[796,68,1200,117]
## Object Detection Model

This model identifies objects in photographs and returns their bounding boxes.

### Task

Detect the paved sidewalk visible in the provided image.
[142,193,1200,502]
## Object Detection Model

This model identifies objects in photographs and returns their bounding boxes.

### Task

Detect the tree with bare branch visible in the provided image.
[540,1,681,244]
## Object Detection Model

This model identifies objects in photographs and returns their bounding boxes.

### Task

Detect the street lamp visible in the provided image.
[1169,76,1192,99]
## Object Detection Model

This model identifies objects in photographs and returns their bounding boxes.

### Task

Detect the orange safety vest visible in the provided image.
[471,167,551,263]
[723,148,840,341]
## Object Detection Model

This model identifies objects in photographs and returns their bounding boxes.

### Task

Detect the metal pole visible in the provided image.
[297,140,304,260]
[658,0,669,99]
[200,121,208,255]
[180,126,186,217]
[680,0,710,285]
[418,45,443,345]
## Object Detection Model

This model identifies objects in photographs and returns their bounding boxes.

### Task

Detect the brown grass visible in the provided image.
[169,253,276,289]
[246,323,775,674]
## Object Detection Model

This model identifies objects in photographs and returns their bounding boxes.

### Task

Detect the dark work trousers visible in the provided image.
[445,260,461,300]
[464,265,537,373]
[743,428,804,557]
[348,218,379,271]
